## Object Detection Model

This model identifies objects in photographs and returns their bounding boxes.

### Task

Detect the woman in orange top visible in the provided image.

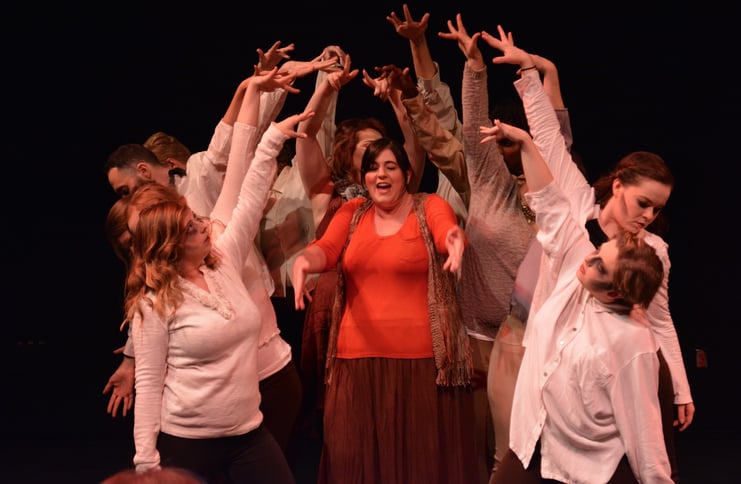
[293,137,475,484]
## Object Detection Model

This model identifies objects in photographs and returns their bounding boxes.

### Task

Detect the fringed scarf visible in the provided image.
[326,193,472,387]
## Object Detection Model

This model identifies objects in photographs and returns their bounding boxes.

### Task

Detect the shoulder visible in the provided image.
[603,312,658,360]
[335,197,370,221]
[131,297,166,332]
[418,193,458,227]
[185,151,208,170]
[641,230,668,251]
[413,192,450,214]
[640,230,670,267]
[420,192,446,208]
[340,197,367,212]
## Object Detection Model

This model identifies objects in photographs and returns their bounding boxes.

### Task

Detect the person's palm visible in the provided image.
[387,5,429,41]
[102,357,135,418]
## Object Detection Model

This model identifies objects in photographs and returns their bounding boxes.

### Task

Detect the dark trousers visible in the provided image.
[271,288,306,368]
[259,359,302,452]
[658,349,679,482]
[158,424,295,484]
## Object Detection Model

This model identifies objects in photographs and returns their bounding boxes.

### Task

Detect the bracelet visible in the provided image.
[520,65,537,72]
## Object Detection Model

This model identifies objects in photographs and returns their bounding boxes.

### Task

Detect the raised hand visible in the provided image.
[252,66,300,94]
[280,55,339,79]
[480,25,532,68]
[370,64,417,100]
[482,120,552,191]
[320,45,346,64]
[326,54,359,91]
[273,109,315,139]
[385,65,418,98]
[479,119,529,147]
[386,4,429,42]
[256,40,295,71]
[438,13,483,68]
[361,68,392,102]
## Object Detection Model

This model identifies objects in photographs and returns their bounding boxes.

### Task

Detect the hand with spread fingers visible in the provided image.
[102,347,134,418]
[256,40,295,71]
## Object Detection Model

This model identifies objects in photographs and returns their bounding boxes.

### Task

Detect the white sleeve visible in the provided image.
[131,305,168,472]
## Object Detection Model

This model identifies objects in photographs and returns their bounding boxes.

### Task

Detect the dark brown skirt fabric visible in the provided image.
[317,357,477,484]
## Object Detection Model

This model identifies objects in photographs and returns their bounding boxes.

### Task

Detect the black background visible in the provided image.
[4,0,738,480]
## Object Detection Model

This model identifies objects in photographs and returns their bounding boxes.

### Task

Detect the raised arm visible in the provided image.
[210,68,298,229]
[205,44,296,168]
[361,67,426,192]
[291,45,347,159]
[529,53,574,152]
[481,26,593,223]
[296,55,359,227]
[438,13,485,71]
[256,41,336,138]
[219,106,314,271]
[256,40,295,71]
[384,64,470,206]
[387,4,435,79]
[439,13,488,164]
[388,4,461,135]
[480,120,553,193]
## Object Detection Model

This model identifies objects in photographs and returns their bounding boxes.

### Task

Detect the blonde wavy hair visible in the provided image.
[123,184,219,327]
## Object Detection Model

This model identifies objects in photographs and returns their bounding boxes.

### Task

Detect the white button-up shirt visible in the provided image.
[509,181,672,483]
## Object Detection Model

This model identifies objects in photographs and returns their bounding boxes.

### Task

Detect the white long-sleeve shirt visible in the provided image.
[514,70,692,406]
[209,121,289,378]
[131,125,284,472]
[509,181,672,484]
[174,89,288,219]
[126,97,291,375]
[174,119,232,218]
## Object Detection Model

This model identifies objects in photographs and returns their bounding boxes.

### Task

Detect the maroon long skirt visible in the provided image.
[318,357,477,484]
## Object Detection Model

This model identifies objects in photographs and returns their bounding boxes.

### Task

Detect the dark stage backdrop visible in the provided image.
[4,0,738,458]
